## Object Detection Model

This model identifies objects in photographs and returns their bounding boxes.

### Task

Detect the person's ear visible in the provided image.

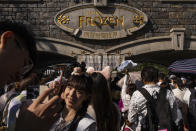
[0,31,15,48]
[61,92,65,99]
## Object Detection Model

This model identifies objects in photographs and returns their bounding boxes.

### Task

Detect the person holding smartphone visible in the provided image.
[0,21,64,131]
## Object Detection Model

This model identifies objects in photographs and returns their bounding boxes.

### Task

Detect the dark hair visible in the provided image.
[0,20,37,67]
[66,74,92,94]
[80,61,86,72]
[91,72,119,131]
[185,79,194,89]
[141,66,158,83]
[64,74,92,131]
[173,77,185,91]
[160,81,171,90]
[126,83,137,96]
[158,73,166,81]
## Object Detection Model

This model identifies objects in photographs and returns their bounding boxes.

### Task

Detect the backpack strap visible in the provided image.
[137,88,153,102]
[137,87,157,131]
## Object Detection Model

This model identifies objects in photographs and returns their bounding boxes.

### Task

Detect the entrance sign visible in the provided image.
[54,4,148,40]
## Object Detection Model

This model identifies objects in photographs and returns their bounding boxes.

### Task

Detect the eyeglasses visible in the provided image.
[15,39,34,75]
[15,39,23,49]
[22,58,34,75]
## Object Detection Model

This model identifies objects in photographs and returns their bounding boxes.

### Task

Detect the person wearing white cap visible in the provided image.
[169,74,176,89]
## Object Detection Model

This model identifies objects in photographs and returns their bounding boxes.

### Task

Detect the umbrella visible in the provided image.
[168,58,196,74]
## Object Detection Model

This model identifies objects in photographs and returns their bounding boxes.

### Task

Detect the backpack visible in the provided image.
[138,87,176,131]
[188,88,196,131]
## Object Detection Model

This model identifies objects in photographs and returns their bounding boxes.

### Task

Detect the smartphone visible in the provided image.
[26,85,40,99]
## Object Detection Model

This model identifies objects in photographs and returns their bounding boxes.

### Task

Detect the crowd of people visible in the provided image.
[0,20,196,131]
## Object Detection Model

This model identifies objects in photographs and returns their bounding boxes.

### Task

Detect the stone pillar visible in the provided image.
[102,53,108,69]
[170,28,186,50]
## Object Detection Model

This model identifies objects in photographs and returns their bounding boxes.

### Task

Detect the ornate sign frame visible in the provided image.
[54,3,148,40]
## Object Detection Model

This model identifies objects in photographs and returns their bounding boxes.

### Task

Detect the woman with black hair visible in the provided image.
[172,77,187,103]
[89,72,120,131]
[172,77,188,131]
[50,74,96,131]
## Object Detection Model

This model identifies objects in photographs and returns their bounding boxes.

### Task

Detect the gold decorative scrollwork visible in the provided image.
[81,50,87,55]
[58,15,70,24]
[127,51,132,57]
[133,15,144,26]
[71,51,76,57]
[116,50,121,55]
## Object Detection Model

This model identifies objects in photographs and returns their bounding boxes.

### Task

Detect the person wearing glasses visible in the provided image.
[0,21,63,131]
[0,21,36,87]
